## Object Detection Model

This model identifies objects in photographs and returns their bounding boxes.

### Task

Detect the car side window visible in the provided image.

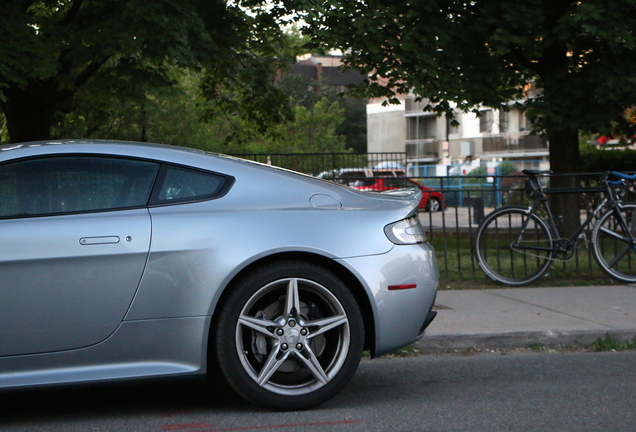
[385,178,404,188]
[0,156,159,218]
[151,165,230,204]
[354,178,376,187]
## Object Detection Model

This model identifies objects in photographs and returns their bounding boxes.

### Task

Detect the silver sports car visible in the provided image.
[0,140,438,410]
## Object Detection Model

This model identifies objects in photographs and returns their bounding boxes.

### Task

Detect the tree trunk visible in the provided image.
[538,28,582,240]
[1,81,71,143]
[3,101,54,143]
[547,129,581,238]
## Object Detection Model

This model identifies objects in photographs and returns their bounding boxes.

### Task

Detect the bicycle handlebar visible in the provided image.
[520,170,635,180]
[520,170,634,194]
[610,171,636,181]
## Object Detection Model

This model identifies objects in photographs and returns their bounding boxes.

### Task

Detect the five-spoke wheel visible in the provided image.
[215,261,363,410]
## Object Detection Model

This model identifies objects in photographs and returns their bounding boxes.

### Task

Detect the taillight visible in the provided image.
[384,215,427,244]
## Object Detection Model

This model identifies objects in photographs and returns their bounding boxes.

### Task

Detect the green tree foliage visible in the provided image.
[0,0,293,143]
[580,146,636,173]
[334,91,367,154]
[245,99,348,153]
[277,72,367,153]
[301,0,636,229]
[53,66,352,156]
[54,68,230,149]
[227,98,355,173]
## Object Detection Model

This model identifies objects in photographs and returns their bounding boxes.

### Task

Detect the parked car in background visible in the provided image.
[351,177,446,212]
[0,140,439,411]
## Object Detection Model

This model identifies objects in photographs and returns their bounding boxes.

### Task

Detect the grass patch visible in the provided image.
[528,343,547,352]
[523,335,636,353]
[589,334,636,352]
[385,345,421,358]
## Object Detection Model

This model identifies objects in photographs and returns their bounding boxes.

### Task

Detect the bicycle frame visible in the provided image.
[514,175,624,257]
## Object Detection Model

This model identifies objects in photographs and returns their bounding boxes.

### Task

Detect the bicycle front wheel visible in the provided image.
[475,207,554,286]
[592,204,636,283]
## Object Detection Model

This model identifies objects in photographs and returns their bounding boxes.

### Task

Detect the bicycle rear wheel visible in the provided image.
[475,207,554,286]
[592,204,636,283]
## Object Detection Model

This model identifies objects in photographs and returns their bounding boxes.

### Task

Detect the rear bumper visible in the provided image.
[336,242,439,357]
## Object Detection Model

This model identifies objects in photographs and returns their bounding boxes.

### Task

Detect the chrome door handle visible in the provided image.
[79,236,120,245]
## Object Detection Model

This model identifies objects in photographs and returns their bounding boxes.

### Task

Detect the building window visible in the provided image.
[500,108,530,133]
[407,115,437,140]
[519,110,529,131]
[448,117,461,136]
[500,110,510,133]
[479,110,493,133]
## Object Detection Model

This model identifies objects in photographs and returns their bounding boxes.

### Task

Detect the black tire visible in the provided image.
[474,206,554,286]
[592,204,636,283]
[214,261,364,410]
[427,197,441,212]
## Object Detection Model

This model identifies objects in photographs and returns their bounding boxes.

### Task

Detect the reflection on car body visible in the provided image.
[317,167,405,187]
[0,140,438,410]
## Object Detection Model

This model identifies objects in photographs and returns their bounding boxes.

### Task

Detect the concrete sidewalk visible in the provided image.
[415,285,636,352]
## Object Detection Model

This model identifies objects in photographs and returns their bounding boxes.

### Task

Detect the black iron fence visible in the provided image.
[418,172,636,287]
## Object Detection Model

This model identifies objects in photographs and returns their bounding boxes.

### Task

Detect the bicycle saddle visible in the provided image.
[522,169,553,176]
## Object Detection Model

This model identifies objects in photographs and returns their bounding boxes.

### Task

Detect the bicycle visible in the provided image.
[474,169,636,286]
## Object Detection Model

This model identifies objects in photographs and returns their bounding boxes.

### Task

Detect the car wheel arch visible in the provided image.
[206,252,376,371]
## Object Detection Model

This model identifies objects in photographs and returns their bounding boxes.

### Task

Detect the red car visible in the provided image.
[352,177,445,212]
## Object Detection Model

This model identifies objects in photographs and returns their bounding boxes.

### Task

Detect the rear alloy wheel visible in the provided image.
[215,261,364,410]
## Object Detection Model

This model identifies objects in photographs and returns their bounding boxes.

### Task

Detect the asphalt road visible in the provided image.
[2,350,635,432]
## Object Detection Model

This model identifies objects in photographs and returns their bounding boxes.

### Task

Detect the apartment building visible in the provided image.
[368,92,550,176]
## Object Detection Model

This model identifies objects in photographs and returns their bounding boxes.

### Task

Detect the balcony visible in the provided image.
[406,140,438,160]
[482,134,548,153]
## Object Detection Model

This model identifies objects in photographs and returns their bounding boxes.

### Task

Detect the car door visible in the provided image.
[0,155,159,356]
